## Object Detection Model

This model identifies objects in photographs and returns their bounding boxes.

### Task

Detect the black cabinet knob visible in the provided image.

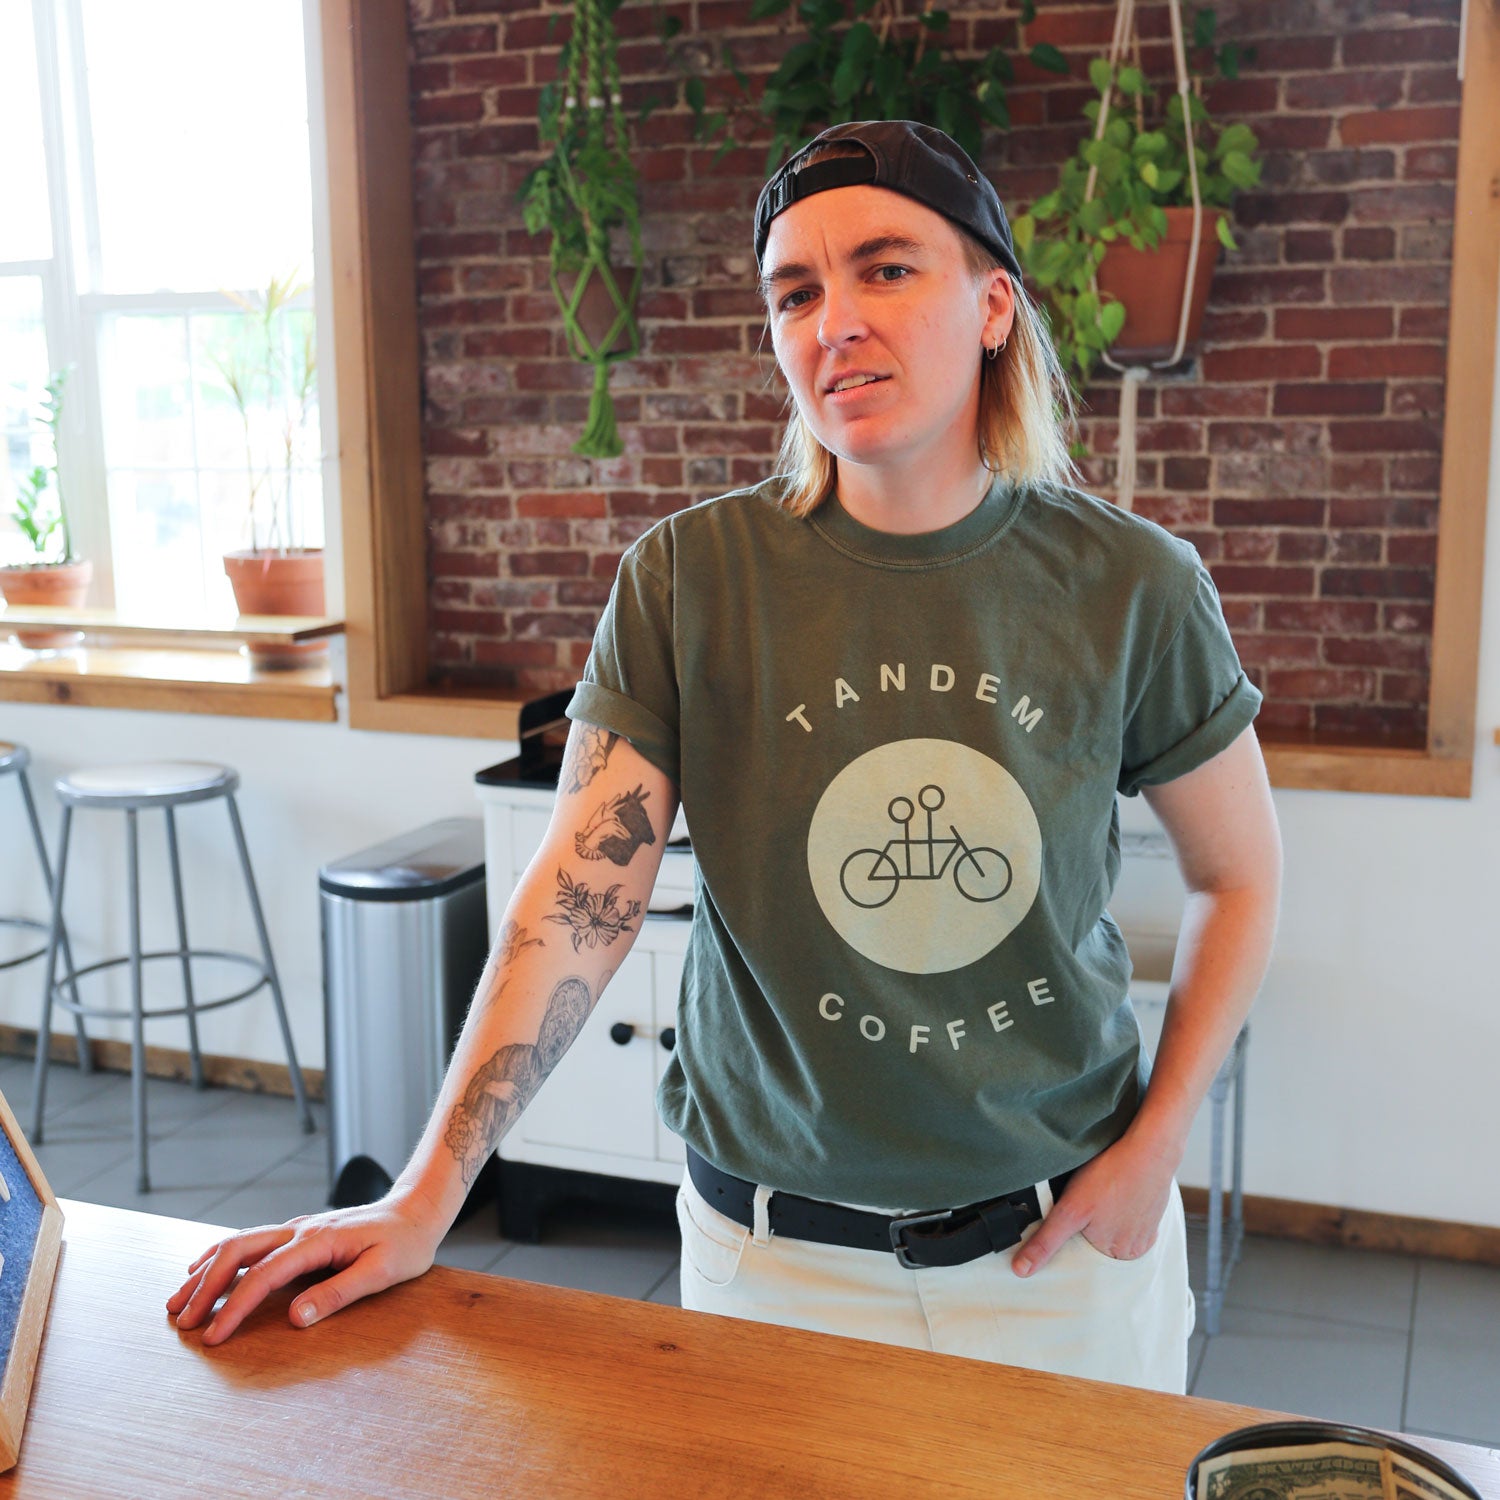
[659,1027,676,1050]
[609,1022,635,1046]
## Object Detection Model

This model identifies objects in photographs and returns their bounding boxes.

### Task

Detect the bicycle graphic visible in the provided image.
[839,784,1012,910]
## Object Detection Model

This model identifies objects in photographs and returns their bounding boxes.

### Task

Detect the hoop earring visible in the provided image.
[984,337,1007,360]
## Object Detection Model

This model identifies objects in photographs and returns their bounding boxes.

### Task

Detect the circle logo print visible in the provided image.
[807,738,1041,974]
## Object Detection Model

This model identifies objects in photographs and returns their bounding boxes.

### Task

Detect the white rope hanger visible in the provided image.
[1081,0,1204,510]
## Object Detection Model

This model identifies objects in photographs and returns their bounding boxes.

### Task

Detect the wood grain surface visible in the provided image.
[3,1201,1495,1499]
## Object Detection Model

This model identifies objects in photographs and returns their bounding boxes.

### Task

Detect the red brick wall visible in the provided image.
[408,0,1459,742]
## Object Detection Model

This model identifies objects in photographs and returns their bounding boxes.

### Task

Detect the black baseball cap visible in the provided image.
[753,120,1024,286]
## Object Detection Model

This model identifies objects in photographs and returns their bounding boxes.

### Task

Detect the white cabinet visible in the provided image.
[475,776,691,1190]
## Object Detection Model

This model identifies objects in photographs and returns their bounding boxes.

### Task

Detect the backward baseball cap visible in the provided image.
[753,119,1024,286]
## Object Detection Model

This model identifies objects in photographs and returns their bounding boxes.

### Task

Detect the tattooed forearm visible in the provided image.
[563,725,620,794]
[480,919,545,1011]
[575,784,655,866]
[545,868,642,952]
[443,975,593,1185]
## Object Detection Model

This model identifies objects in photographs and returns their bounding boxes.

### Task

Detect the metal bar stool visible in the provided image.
[0,742,90,1066]
[31,760,315,1192]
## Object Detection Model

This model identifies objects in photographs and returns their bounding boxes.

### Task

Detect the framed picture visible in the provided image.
[0,1087,62,1472]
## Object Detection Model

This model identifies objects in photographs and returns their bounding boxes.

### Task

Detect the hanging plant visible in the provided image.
[1012,8,1261,410]
[519,0,643,459]
[647,0,1069,172]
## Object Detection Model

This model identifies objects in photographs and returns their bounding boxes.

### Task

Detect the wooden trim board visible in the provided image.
[0,1027,325,1104]
[1181,1186,1500,1269]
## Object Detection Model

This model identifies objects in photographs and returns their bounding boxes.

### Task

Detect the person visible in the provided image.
[169,120,1281,1394]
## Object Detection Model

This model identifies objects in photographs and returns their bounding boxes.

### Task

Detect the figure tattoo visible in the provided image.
[443,975,592,1185]
[575,784,656,866]
[546,868,642,951]
[563,725,620,794]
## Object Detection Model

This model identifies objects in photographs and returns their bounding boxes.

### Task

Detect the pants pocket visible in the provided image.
[676,1179,749,1290]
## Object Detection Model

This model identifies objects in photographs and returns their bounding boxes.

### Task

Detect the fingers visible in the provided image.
[1011,1199,1082,1278]
[283,1251,401,1333]
[167,1227,297,1325]
[197,1230,346,1345]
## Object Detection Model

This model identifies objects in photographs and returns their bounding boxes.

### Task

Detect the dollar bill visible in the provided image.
[1196,1440,1392,1500]
[1388,1452,1473,1500]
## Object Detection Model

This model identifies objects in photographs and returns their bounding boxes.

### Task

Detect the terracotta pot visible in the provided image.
[223,549,327,668]
[0,559,93,649]
[1096,205,1228,359]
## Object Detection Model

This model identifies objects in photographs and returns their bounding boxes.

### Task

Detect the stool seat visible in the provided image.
[0,742,29,775]
[57,761,239,809]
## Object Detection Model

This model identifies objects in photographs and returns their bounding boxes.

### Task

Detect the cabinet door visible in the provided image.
[519,951,658,1161]
[653,951,686,1165]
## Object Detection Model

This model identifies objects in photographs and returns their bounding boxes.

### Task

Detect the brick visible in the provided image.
[1328,531,1382,564]
[1207,421,1324,456]
[1384,603,1433,634]
[1275,307,1392,340]
[1398,306,1450,339]
[1390,458,1443,493]
[1341,227,1396,261]
[1130,496,1211,530]
[1326,637,1429,670]
[1405,145,1459,182]
[414,92,486,127]
[1321,567,1434,598]
[556,580,614,608]
[473,640,564,669]
[1342,27,1460,66]
[1234,191,1351,229]
[1283,229,1335,263]
[1159,387,1269,419]
[1388,533,1439,567]
[426,427,492,457]
[510,610,600,640]
[451,54,528,88]
[1272,382,1385,417]
[1199,345,1322,382]
[1380,673,1429,705]
[461,328,552,359]
[610,491,693,519]
[417,230,503,260]
[1258,702,1314,735]
[429,550,500,578]
[1276,532,1329,563]
[1315,705,1427,740]
[1328,457,1387,494]
[1283,71,1404,111]
[1162,457,1211,491]
[1326,345,1447,380]
[1246,36,1336,71]
[1407,66,1462,105]
[1340,105,1460,147]
[1347,186,1457,228]
[644,392,737,422]
[1398,223,1454,261]
[649,324,744,355]
[1264,600,1379,634]
[1249,117,1334,152]
[1223,530,1276,562]
[1265,668,1377,700]
[682,424,778,455]
[1330,264,1454,304]
[1214,497,1327,528]
[1300,148,1396,187]
[1209,565,1317,596]
[1131,421,1206,454]
[1328,497,1393,528]
[1235,633,1322,667]
[515,492,608,520]
[411,21,499,57]
[1327,420,1442,452]
[1390,381,1445,419]
[431,607,509,635]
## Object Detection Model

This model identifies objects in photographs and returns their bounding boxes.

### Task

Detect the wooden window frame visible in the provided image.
[323,0,1499,792]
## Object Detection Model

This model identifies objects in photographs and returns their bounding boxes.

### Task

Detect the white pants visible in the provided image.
[677,1168,1196,1394]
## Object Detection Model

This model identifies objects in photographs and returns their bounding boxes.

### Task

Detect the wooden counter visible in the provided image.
[4,1200,1496,1498]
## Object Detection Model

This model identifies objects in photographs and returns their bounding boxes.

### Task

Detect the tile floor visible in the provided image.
[7,1054,1498,1454]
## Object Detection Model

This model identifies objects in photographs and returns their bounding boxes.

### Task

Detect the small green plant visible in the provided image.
[518,0,641,458]
[7,368,74,564]
[651,0,1070,172]
[1012,9,1261,405]
[209,269,317,553]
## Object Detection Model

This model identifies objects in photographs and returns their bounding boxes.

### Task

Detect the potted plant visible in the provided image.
[519,0,642,459]
[0,367,92,650]
[1012,10,1261,406]
[211,269,324,664]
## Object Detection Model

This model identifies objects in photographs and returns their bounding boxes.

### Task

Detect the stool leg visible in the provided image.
[164,808,206,1090]
[127,809,150,1194]
[225,794,314,1133]
[18,770,91,1073]
[31,805,74,1145]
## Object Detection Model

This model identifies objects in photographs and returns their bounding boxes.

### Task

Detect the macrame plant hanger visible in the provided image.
[549,0,642,458]
[1082,0,1203,510]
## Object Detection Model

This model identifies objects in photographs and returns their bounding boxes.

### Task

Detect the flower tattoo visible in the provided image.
[546,868,642,952]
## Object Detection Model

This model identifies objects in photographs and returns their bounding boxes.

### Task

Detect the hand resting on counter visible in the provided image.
[166,1185,446,1345]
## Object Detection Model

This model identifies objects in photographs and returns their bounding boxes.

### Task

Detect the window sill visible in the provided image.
[1261,736,1472,798]
[0,609,343,722]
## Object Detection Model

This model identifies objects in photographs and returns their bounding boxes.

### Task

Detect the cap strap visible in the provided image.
[767,152,877,222]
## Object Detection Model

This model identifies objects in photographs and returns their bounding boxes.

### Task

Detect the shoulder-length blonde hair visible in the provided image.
[763,142,1080,518]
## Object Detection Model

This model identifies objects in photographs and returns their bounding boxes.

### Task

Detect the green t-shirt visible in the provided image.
[568,472,1261,1210]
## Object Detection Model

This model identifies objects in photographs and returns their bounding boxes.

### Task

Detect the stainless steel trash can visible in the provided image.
[320,818,488,1206]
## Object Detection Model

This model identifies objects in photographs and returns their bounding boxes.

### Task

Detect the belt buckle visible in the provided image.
[889,1208,953,1270]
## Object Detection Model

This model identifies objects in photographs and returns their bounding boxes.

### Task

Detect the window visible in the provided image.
[0,0,322,617]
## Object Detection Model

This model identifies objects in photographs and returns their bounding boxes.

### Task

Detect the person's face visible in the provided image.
[760,184,1013,476]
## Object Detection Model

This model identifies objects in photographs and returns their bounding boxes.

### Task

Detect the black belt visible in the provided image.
[686,1146,1076,1270]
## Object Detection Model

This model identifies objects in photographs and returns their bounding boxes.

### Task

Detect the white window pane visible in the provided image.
[98,312,195,469]
[80,0,313,294]
[0,275,56,567]
[0,0,52,263]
